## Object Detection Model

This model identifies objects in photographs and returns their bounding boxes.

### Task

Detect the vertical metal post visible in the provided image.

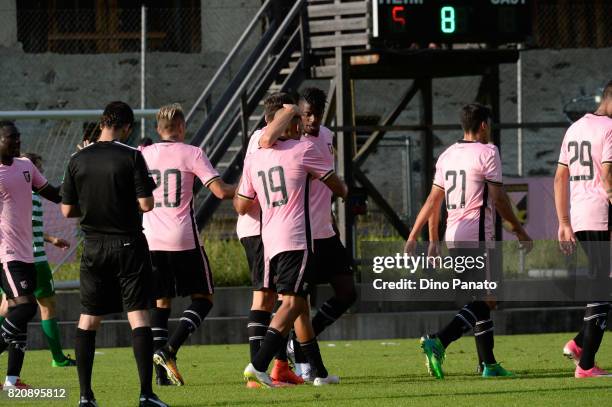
[419,79,434,239]
[517,44,523,177]
[140,4,146,140]
[405,136,413,222]
[240,92,249,161]
[335,47,354,258]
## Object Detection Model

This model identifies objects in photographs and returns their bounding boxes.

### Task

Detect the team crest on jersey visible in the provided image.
[23,171,31,182]
[20,280,28,289]
[328,143,334,155]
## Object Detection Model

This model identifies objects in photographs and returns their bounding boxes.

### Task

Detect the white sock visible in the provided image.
[4,375,18,386]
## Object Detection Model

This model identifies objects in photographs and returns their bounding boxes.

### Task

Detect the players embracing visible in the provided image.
[234,90,348,387]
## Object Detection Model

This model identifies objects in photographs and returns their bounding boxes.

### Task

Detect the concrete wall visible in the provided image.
[0,0,17,48]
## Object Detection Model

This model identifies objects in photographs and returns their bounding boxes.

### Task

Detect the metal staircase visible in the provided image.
[186,0,370,230]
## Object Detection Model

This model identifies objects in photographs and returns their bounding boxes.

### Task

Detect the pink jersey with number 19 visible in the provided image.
[237,138,334,260]
[558,113,612,232]
[0,157,48,263]
[302,125,336,239]
[433,141,503,243]
[141,142,220,251]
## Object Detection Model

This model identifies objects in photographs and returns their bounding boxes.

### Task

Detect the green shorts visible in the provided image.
[34,261,55,299]
[0,261,55,299]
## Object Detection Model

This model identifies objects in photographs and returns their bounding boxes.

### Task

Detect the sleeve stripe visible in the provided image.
[432,183,444,191]
[237,193,255,201]
[602,161,612,165]
[558,162,568,167]
[485,179,503,186]
[33,181,49,193]
[204,176,220,188]
[320,170,335,181]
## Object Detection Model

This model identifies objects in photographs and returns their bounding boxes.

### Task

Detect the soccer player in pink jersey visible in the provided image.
[554,81,612,378]
[0,121,62,389]
[234,110,347,388]
[261,88,357,380]
[404,104,532,379]
[141,104,235,386]
[239,93,308,386]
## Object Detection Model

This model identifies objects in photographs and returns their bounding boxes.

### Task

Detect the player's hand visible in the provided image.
[557,223,576,255]
[404,239,417,256]
[515,229,533,254]
[427,241,440,266]
[50,237,70,250]
[283,104,300,116]
[76,139,92,151]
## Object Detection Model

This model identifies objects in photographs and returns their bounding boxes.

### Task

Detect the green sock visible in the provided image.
[41,318,66,362]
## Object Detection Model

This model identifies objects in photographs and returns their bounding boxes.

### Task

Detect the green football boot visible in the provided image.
[51,354,77,367]
[482,362,514,377]
[420,335,445,379]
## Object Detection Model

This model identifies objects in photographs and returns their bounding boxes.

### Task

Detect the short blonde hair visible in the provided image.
[156,103,185,131]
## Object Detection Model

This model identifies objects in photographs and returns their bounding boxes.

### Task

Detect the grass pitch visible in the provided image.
[2,332,611,406]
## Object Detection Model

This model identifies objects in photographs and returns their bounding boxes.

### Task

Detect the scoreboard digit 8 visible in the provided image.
[372,0,531,44]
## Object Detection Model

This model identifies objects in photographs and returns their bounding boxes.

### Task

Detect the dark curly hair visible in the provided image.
[299,87,327,117]
[100,101,134,130]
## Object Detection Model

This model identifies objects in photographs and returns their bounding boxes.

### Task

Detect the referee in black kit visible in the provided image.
[61,101,169,407]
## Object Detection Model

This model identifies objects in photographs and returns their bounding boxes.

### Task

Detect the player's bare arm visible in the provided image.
[138,196,154,212]
[259,104,300,148]
[234,193,255,215]
[404,186,445,255]
[44,233,70,249]
[322,173,348,199]
[488,183,533,253]
[602,162,612,204]
[208,179,236,200]
[553,164,576,254]
[60,203,81,218]
[427,207,442,258]
[37,183,62,204]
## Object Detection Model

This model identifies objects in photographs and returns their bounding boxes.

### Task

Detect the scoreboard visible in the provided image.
[372,0,531,44]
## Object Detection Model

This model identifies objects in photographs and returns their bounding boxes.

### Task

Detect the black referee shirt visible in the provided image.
[61,140,154,236]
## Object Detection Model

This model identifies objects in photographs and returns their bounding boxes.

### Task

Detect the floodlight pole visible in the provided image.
[140,4,146,140]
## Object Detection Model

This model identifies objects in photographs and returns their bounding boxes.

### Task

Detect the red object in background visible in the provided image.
[392,6,406,25]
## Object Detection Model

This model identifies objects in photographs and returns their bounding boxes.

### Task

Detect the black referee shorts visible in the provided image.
[80,233,153,316]
[240,235,268,291]
[311,234,353,285]
[269,250,316,298]
[0,261,36,299]
[150,246,214,299]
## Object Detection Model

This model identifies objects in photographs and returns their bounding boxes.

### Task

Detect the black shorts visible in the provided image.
[575,230,611,299]
[312,234,353,285]
[0,261,36,299]
[80,233,153,316]
[151,247,214,299]
[269,250,316,297]
[240,236,267,290]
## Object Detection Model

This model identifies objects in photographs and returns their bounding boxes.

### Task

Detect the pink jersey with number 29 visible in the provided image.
[558,113,612,232]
